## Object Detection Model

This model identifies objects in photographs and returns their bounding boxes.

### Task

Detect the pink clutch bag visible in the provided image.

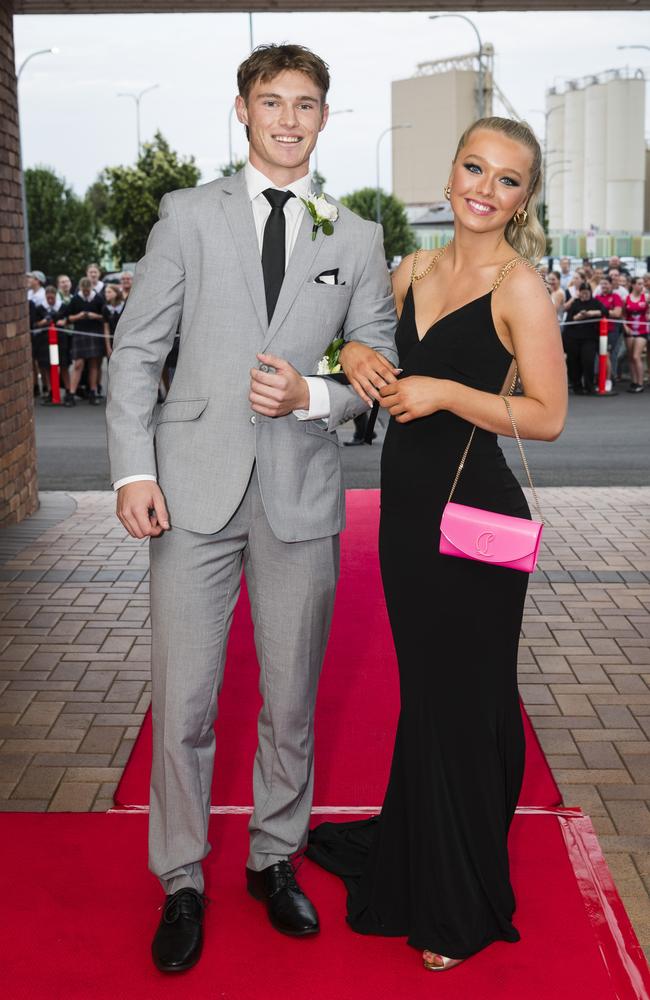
[440,502,543,573]
[439,389,544,574]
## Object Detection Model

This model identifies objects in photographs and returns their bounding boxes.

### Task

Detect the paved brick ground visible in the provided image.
[1,488,649,961]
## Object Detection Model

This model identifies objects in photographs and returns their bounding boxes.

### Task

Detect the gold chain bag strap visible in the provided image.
[439,264,544,573]
[410,248,544,571]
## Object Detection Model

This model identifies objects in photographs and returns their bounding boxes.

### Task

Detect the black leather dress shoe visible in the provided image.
[246,861,319,936]
[151,888,205,973]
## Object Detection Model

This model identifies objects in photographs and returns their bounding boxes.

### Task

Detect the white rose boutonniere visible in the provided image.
[316,336,344,375]
[301,192,339,241]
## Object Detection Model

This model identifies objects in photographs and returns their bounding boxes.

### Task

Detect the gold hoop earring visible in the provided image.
[443,184,451,201]
[514,208,528,227]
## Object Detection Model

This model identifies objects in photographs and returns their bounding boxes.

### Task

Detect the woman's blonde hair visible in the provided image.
[453,116,546,264]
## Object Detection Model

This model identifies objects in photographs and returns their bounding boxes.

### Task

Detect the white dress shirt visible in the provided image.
[28,286,47,308]
[113,161,331,491]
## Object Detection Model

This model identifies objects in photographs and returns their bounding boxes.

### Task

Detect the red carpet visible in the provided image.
[3,809,648,1000]
[114,490,561,811]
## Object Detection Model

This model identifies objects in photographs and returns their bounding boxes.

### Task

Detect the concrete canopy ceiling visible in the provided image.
[12,1,650,13]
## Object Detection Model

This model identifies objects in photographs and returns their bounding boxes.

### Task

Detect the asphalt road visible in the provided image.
[34,381,650,491]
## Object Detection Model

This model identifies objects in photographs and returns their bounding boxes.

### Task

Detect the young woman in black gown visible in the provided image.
[307,118,567,971]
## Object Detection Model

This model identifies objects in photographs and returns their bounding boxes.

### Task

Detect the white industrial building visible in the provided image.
[391,49,497,210]
[546,69,646,235]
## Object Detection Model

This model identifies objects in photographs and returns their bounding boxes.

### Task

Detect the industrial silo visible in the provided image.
[563,84,585,230]
[583,81,607,230]
[605,73,646,233]
[546,90,565,230]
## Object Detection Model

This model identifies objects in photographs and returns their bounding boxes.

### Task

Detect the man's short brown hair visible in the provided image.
[237,43,330,104]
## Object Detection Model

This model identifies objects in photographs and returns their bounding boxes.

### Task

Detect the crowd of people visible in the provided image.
[27,264,133,406]
[542,255,650,396]
[27,252,649,413]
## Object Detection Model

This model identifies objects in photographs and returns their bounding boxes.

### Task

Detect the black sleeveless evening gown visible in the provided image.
[307,264,532,960]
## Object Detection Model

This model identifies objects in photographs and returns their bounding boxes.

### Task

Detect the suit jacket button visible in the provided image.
[259,364,270,373]
[250,415,256,425]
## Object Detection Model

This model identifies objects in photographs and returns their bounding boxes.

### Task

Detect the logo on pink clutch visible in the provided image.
[475,531,495,556]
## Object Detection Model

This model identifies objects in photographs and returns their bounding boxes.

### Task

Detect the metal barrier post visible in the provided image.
[48,322,61,405]
[598,317,609,396]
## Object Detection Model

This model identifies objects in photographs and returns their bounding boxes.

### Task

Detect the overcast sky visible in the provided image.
[15,8,650,200]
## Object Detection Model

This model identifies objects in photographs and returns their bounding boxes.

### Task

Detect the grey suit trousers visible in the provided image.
[148,466,339,894]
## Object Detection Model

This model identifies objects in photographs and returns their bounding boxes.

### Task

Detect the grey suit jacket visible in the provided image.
[106,169,397,541]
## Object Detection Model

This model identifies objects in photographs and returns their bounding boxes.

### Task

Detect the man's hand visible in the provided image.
[339,342,401,405]
[249,353,309,417]
[116,481,170,539]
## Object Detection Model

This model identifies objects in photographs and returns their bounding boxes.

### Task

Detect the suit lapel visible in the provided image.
[220,171,268,334]
[262,206,326,351]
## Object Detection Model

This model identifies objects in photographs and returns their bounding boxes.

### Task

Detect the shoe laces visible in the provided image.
[163,889,206,924]
[271,859,302,896]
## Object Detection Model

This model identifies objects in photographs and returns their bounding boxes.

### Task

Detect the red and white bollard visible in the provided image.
[597,317,608,395]
[48,322,61,405]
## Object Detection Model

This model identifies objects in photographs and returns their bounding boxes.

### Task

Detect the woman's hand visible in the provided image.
[339,342,400,405]
[379,376,450,423]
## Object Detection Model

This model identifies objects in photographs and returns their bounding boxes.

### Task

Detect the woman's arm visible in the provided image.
[338,255,416,404]
[379,265,568,442]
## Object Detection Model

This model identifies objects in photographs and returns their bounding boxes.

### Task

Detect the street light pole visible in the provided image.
[117,84,159,160]
[228,103,236,170]
[376,124,411,225]
[429,13,484,119]
[529,106,564,220]
[16,47,58,272]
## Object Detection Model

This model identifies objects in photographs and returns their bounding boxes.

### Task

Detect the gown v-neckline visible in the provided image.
[406,284,493,344]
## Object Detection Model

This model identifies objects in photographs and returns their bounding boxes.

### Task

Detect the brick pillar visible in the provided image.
[0,0,38,525]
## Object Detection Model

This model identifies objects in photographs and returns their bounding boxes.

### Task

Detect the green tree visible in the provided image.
[340,187,417,262]
[102,131,200,263]
[25,166,106,281]
[218,157,246,178]
[84,175,111,227]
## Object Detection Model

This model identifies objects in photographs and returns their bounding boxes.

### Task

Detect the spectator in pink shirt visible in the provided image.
[596,276,624,388]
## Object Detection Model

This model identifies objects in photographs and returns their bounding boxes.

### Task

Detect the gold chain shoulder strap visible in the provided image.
[501,396,544,523]
[409,248,421,285]
[492,256,543,291]
[447,382,543,524]
[411,242,451,284]
[446,365,518,506]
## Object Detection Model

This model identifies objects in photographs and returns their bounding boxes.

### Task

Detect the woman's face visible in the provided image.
[447,129,533,236]
[105,286,117,304]
[547,273,560,291]
[632,278,644,296]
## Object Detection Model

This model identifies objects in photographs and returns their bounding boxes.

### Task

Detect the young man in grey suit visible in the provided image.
[106,43,397,972]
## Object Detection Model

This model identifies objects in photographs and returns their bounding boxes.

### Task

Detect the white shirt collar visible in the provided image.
[244,160,312,203]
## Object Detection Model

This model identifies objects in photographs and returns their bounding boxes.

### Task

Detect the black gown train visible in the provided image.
[307,260,532,960]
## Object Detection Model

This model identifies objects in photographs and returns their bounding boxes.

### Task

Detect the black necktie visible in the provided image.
[261,188,295,322]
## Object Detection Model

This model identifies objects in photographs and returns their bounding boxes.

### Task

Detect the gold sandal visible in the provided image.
[422,950,464,972]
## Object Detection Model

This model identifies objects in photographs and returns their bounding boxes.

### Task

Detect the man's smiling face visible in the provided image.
[236,69,328,184]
